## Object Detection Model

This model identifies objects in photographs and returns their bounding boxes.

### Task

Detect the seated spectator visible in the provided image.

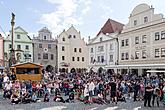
[44,92,50,102]
[54,91,65,103]
[117,90,126,102]
[11,91,21,104]
[31,92,39,103]
[65,89,74,103]
[3,81,12,99]
[22,91,31,104]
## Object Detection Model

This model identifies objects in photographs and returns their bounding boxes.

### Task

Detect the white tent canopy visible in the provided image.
[105,64,165,69]
[146,70,165,73]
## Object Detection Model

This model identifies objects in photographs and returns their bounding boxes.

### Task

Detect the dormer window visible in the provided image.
[144,17,148,23]
[100,37,103,42]
[44,36,47,40]
[134,20,137,26]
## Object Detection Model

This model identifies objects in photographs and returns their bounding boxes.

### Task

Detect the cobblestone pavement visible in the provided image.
[0,98,164,110]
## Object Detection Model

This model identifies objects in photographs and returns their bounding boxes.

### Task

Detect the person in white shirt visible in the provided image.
[3,81,12,99]
[3,74,9,83]
[84,83,90,104]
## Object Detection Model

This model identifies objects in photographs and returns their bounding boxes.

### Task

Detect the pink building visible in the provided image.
[0,34,4,66]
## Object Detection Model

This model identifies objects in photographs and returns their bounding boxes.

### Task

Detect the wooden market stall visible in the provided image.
[11,62,42,81]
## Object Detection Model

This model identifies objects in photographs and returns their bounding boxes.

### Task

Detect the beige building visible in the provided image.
[118,4,165,75]
[57,26,88,73]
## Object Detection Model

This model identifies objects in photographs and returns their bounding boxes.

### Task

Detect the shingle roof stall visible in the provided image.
[97,18,124,36]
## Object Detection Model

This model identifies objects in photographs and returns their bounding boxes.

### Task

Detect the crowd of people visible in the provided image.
[0,69,165,108]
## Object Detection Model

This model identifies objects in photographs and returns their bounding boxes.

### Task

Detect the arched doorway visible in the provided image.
[98,67,103,74]
[46,65,54,72]
[70,68,76,73]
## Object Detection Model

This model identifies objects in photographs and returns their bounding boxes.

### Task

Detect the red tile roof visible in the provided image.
[97,19,124,36]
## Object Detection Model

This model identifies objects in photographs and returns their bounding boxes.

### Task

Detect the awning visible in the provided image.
[105,64,165,69]
[146,70,165,73]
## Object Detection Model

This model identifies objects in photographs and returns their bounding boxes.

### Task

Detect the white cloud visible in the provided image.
[38,0,92,36]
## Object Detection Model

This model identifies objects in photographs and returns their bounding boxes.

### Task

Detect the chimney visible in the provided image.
[88,36,90,42]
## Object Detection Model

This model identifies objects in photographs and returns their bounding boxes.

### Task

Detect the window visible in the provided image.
[109,55,113,62]
[142,35,147,43]
[90,57,93,63]
[62,37,65,41]
[38,53,41,59]
[134,20,137,26]
[17,45,21,50]
[39,44,42,48]
[161,48,165,57]
[9,44,12,48]
[77,57,79,61]
[155,49,159,58]
[142,50,147,59]
[97,56,100,62]
[110,44,113,50]
[43,53,48,59]
[79,48,81,53]
[73,35,76,38]
[51,54,54,60]
[62,46,65,51]
[125,39,129,46]
[135,36,139,44]
[98,46,104,52]
[125,52,129,60]
[90,48,93,53]
[121,53,124,60]
[48,44,51,49]
[74,48,77,52]
[62,56,65,60]
[144,17,148,23]
[135,51,140,59]
[25,45,29,50]
[68,35,72,38]
[121,40,124,46]
[101,56,104,63]
[44,36,46,40]
[100,37,103,42]
[155,32,160,41]
[17,34,20,39]
[82,57,84,61]
[72,57,75,61]
[161,31,165,39]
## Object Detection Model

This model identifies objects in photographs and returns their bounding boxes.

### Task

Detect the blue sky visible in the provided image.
[0,0,165,39]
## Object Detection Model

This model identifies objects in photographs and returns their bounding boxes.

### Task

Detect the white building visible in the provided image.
[88,19,124,73]
[57,26,88,73]
[118,4,165,75]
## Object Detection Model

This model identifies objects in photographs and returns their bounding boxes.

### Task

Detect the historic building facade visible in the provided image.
[0,34,4,66]
[118,4,165,75]
[88,19,124,73]
[4,26,33,67]
[32,27,57,71]
[57,26,88,73]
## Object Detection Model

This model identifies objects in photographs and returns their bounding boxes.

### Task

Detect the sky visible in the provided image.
[0,0,165,39]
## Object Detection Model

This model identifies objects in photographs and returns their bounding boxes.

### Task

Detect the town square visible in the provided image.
[0,0,165,110]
